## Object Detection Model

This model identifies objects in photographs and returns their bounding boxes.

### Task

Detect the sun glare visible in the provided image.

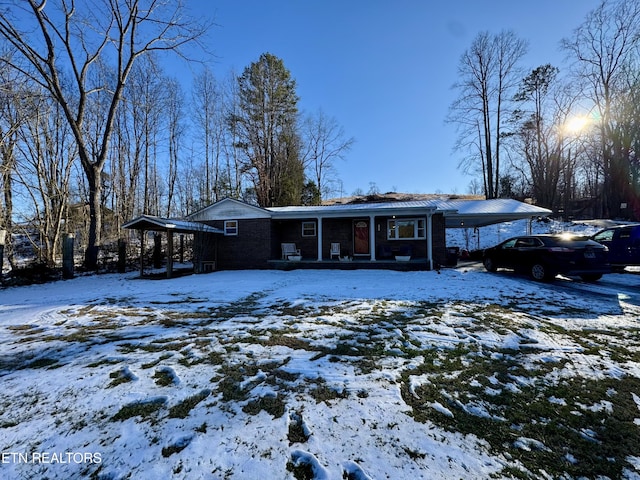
[564,116,589,134]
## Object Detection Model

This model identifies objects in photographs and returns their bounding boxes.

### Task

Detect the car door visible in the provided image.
[496,238,519,268]
[514,237,543,270]
[629,227,640,264]
[614,227,633,263]
[593,228,617,262]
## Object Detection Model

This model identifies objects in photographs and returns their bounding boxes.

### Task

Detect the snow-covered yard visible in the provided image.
[1,260,640,479]
[0,219,639,479]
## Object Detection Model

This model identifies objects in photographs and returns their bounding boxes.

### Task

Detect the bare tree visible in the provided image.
[301,109,354,203]
[164,78,183,217]
[192,67,225,204]
[511,65,562,208]
[449,30,528,198]
[221,70,246,200]
[562,0,640,218]
[131,56,165,216]
[15,97,76,266]
[0,0,209,269]
[0,56,27,268]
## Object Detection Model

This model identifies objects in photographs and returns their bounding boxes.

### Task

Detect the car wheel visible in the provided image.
[483,257,497,272]
[530,263,552,281]
[580,274,602,282]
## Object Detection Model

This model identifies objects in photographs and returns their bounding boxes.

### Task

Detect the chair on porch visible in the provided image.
[330,242,341,259]
[281,243,301,260]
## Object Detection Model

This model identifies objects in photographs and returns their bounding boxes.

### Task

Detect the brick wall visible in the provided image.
[321,219,352,258]
[273,220,318,259]
[199,218,272,269]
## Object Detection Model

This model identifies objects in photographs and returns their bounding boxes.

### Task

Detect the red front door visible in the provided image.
[354,220,369,255]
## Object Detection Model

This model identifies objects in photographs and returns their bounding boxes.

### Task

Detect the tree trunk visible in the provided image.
[1,145,14,267]
[85,164,102,270]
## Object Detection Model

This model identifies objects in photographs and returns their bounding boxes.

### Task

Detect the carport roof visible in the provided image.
[441,198,552,228]
[122,215,223,234]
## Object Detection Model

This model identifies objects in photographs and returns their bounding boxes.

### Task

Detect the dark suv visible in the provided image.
[591,224,640,269]
[483,234,610,281]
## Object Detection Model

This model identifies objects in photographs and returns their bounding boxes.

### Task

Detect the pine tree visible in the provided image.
[232,53,304,207]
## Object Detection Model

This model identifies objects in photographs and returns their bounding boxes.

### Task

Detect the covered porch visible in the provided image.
[269,206,445,270]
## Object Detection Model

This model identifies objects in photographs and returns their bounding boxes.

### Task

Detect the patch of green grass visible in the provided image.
[287,456,315,480]
[24,357,59,369]
[7,324,45,334]
[308,378,349,404]
[141,353,173,369]
[107,367,137,387]
[162,437,193,457]
[243,394,286,418]
[213,359,296,405]
[262,333,315,351]
[168,390,210,419]
[153,367,178,386]
[87,358,122,368]
[112,397,166,421]
[118,340,190,354]
[288,412,310,444]
[213,362,259,402]
[401,343,640,479]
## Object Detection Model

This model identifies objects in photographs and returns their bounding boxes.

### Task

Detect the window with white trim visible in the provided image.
[387,218,426,240]
[302,221,316,237]
[224,220,238,236]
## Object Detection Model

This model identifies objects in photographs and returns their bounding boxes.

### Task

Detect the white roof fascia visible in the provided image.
[187,198,272,221]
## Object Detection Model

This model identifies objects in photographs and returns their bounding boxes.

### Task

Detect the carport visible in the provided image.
[442,198,552,229]
[441,198,553,256]
[123,215,223,278]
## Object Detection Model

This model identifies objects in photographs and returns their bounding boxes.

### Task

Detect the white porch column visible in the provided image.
[317,216,323,261]
[426,214,433,270]
[369,215,376,261]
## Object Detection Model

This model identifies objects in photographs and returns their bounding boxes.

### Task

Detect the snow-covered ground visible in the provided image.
[0,220,639,480]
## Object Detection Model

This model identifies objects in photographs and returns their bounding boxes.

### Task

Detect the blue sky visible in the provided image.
[186,1,601,197]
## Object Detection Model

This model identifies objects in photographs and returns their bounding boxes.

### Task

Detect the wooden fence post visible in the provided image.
[117,239,127,273]
[62,233,75,279]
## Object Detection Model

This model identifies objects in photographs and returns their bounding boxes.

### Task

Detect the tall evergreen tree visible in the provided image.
[232,53,303,207]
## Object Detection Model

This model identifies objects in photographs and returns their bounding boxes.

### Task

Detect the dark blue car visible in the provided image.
[591,224,640,269]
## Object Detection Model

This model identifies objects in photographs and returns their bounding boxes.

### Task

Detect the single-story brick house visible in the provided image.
[123,196,551,276]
